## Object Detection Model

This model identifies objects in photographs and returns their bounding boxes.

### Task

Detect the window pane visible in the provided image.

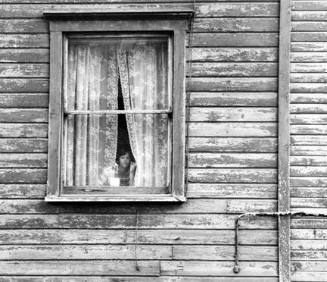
[63,35,171,189]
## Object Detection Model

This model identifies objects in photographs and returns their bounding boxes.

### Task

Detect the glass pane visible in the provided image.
[63,34,171,190]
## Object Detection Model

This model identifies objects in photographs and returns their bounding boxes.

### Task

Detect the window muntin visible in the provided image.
[62,33,172,194]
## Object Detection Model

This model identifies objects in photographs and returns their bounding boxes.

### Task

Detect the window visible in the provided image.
[45,9,193,202]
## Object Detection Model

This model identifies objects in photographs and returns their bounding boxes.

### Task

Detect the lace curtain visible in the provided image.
[64,39,169,187]
[118,41,169,187]
[65,44,118,186]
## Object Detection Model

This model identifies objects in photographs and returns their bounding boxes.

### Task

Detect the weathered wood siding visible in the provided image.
[290,1,327,281]
[0,0,280,280]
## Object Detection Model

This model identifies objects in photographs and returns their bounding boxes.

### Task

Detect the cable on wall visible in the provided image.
[233,211,327,274]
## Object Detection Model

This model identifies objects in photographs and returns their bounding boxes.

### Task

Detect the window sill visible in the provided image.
[45,194,186,202]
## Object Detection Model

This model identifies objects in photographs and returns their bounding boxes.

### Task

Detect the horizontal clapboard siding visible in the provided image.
[290,1,327,282]
[0,0,279,280]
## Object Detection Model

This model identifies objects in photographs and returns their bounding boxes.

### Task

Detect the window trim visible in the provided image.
[44,9,193,202]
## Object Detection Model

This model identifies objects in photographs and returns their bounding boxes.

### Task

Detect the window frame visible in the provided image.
[44,9,193,202]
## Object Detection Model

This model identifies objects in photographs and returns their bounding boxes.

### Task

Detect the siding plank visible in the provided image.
[0,214,277,229]
[173,245,277,261]
[0,124,47,137]
[0,109,48,122]
[0,154,47,168]
[0,93,48,108]
[0,169,46,183]
[189,153,276,168]
[0,49,49,63]
[187,77,277,92]
[0,79,48,93]
[188,168,277,183]
[0,64,48,78]
[187,183,277,199]
[0,184,45,198]
[0,229,277,245]
[0,260,160,276]
[189,123,277,137]
[0,3,279,18]
[0,199,277,214]
[0,139,47,153]
[189,137,277,152]
[189,107,277,122]
[193,18,278,33]
[0,34,49,48]
[0,245,171,260]
[193,33,279,47]
[161,261,277,276]
[189,92,277,107]
[191,48,277,62]
[189,62,277,77]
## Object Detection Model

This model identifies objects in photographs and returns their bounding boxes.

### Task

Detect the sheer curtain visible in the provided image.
[65,43,118,186]
[118,41,169,187]
[65,39,169,188]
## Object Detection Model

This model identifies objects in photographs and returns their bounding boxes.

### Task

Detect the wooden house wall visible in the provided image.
[290,1,327,282]
[0,0,280,280]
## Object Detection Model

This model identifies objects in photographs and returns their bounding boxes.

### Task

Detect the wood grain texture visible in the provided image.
[193,18,278,33]
[0,277,279,282]
[189,92,277,107]
[0,184,45,198]
[0,0,284,279]
[0,214,277,229]
[0,169,46,183]
[0,79,48,93]
[0,139,47,153]
[0,245,172,260]
[189,137,277,152]
[192,33,279,47]
[0,0,280,2]
[0,18,280,33]
[187,77,277,92]
[0,199,277,214]
[189,123,277,137]
[191,48,277,62]
[0,124,47,137]
[187,183,277,199]
[0,93,48,108]
[189,62,277,77]
[0,154,47,168]
[290,6,327,280]
[0,109,48,122]
[188,153,276,168]
[279,1,291,282]
[0,229,277,245]
[161,261,277,276]
[0,3,278,18]
[0,260,160,276]
[0,34,49,48]
[0,64,48,78]
[188,168,277,183]
[173,245,277,261]
[0,49,49,63]
[189,107,277,122]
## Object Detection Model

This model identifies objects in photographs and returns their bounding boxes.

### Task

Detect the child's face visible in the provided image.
[119,153,131,168]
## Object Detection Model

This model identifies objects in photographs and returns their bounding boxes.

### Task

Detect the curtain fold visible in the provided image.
[118,41,169,187]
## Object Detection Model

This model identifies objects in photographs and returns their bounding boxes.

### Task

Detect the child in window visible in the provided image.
[115,148,137,186]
